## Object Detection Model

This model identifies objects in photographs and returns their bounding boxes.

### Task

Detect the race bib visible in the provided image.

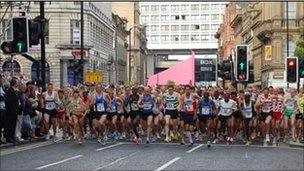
[143,103,152,110]
[201,107,210,115]
[244,108,252,118]
[166,103,175,110]
[262,105,270,113]
[222,108,231,115]
[185,104,194,112]
[96,103,105,112]
[46,103,56,110]
[286,103,295,110]
[131,102,138,110]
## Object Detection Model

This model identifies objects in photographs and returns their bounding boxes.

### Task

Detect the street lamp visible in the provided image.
[128,24,146,83]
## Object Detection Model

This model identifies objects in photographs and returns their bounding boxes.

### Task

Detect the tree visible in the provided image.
[294,28,304,60]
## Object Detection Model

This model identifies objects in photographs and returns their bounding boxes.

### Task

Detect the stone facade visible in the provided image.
[230,2,304,88]
[112,2,148,85]
[0,2,114,87]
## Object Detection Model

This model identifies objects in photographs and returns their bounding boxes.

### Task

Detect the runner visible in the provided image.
[255,88,273,146]
[283,88,298,142]
[240,92,255,146]
[152,88,163,141]
[180,85,197,146]
[43,83,59,142]
[211,89,223,144]
[67,90,86,144]
[129,87,141,144]
[296,87,304,143]
[106,89,119,140]
[217,92,237,144]
[122,86,132,140]
[138,87,154,144]
[91,85,108,144]
[163,84,180,143]
[271,88,284,146]
[197,91,216,147]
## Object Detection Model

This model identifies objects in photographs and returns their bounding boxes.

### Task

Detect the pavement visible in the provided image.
[1,139,303,171]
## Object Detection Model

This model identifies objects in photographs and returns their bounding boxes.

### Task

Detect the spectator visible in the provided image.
[4,78,20,144]
[0,76,6,144]
[15,83,26,142]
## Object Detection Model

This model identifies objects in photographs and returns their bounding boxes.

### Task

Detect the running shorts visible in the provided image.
[180,112,195,125]
[165,109,179,119]
[44,109,56,118]
[272,112,282,121]
[259,112,271,122]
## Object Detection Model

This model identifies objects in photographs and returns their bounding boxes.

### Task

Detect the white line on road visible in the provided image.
[154,157,181,171]
[95,142,124,151]
[36,155,82,170]
[245,151,248,159]
[93,151,140,171]
[186,144,204,153]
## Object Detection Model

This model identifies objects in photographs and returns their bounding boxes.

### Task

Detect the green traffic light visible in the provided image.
[239,62,245,70]
[16,42,25,52]
[300,70,304,77]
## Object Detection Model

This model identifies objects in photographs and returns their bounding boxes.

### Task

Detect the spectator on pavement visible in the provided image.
[0,76,6,144]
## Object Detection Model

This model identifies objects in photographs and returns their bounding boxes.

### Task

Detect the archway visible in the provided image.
[31,62,50,83]
[2,60,21,75]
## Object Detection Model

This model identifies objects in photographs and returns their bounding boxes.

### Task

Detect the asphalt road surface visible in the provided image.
[1,140,303,170]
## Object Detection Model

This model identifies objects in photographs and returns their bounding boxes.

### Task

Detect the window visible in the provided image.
[191,4,199,11]
[211,4,220,10]
[141,5,149,12]
[151,5,159,11]
[161,35,169,43]
[181,5,189,11]
[150,36,159,43]
[151,15,159,22]
[171,35,179,42]
[161,5,169,11]
[201,34,209,41]
[283,41,296,57]
[141,15,149,23]
[181,15,186,20]
[171,25,179,32]
[211,34,217,42]
[201,14,210,21]
[201,24,209,31]
[191,15,200,21]
[1,19,12,41]
[161,15,170,22]
[74,1,81,5]
[161,25,169,32]
[71,19,80,45]
[211,24,219,30]
[171,5,179,12]
[181,35,189,42]
[150,25,159,32]
[181,25,189,31]
[201,4,209,11]
[284,2,296,19]
[175,15,180,20]
[211,14,220,20]
[191,35,199,42]
[191,25,200,31]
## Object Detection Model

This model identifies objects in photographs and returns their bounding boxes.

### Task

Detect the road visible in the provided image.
[0,140,303,170]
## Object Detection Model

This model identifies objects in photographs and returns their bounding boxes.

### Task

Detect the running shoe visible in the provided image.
[207,141,211,148]
[245,141,251,146]
[164,137,170,143]
[212,138,218,144]
[188,142,194,147]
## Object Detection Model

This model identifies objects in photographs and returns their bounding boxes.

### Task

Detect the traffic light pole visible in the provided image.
[80,1,84,83]
[286,1,289,89]
[40,1,46,90]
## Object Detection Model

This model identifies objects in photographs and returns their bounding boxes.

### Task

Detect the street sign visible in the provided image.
[71,50,86,57]
[84,72,103,84]
[264,45,272,61]
[73,28,80,42]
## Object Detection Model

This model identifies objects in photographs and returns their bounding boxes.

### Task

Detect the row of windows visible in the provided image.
[141,14,223,23]
[148,34,217,43]
[146,24,219,32]
[141,4,226,12]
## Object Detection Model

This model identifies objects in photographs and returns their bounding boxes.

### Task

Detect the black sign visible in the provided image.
[195,58,216,82]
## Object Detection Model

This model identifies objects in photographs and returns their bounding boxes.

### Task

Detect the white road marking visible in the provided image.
[0,141,55,156]
[92,151,139,171]
[154,157,181,171]
[95,142,124,151]
[35,155,82,170]
[245,151,248,158]
[186,144,204,153]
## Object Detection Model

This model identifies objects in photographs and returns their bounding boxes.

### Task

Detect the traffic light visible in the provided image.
[12,17,29,53]
[299,58,304,78]
[235,45,249,82]
[286,57,298,83]
[28,19,41,46]
[218,59,233,80]
[0,17,29,54]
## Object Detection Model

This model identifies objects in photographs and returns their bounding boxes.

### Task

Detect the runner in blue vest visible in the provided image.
[197,91,216,148]
[138,87,154,144]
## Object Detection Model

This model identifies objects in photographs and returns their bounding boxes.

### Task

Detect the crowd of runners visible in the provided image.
[1,77,303,147]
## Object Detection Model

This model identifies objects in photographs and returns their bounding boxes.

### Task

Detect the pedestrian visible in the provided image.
[0,76,6,144]
[4,78,21,144]
[15,83,27,142]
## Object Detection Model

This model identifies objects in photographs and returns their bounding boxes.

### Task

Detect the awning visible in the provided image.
[147,51,195,86]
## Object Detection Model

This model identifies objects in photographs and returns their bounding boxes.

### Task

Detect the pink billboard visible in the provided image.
[147,51,195,86]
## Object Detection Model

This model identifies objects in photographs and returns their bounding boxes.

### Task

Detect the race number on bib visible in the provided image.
[262,105,270,113]
[186,104,193,112]
[96,103,105,112]
[201,107,210,115]
[46,103,55,110]
[166,103,175,109]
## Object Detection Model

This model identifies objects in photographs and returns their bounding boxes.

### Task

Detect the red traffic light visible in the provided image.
[288,60,295,67]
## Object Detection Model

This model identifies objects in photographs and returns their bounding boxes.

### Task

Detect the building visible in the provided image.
[0,2,114,87]
[112,2,148,85]
[112,13,128,84]
[215,2,241,61]
[230,2,304,88]
[139,2,228,85]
